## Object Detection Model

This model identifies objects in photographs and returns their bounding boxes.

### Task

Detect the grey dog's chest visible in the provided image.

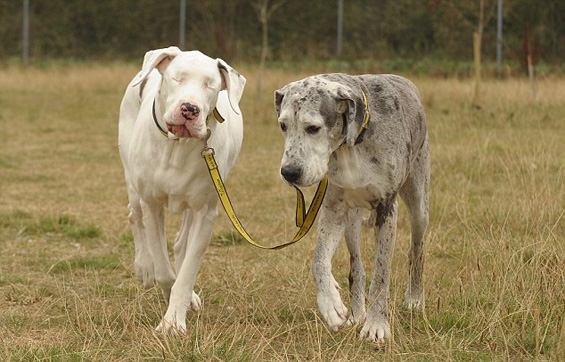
[327,146,397,209]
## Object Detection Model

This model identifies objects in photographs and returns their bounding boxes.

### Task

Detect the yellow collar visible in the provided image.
[354,90,371,145]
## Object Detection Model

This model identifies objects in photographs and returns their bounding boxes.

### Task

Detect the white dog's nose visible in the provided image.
[180,102,200,120]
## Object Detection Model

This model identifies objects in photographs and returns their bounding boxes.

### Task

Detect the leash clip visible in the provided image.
[201,127,215,157]
[201,147,215,157]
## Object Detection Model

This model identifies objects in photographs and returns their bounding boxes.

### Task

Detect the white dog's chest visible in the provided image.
[129,139,216,208]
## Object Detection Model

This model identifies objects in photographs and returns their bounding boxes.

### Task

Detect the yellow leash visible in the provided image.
[152,89,370,249]
[201,139,327,250]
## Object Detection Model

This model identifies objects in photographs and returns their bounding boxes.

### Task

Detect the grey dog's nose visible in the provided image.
[180,102,200,120]
[281,164,302,184]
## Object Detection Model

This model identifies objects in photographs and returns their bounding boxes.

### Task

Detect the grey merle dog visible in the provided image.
[274,73,430,343]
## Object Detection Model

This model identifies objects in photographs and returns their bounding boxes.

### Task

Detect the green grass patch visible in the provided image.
[0,273,30,286]
[0,157,17,169]
[0,211,102,242]
[47,255,122,274]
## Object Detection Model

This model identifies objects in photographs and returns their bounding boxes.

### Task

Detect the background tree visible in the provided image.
[1,0,563,72]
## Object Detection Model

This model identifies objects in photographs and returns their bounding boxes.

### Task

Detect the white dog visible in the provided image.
[118,46,246,332]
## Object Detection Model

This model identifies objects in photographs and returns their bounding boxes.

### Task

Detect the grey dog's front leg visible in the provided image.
[345,208,366,325]
[360,198,398,343]
[312,187,349,331]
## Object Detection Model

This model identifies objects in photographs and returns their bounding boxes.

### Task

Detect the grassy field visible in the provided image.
[0,63,563,361]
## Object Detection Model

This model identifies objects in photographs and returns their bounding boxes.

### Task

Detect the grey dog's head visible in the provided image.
[274,75,367,186]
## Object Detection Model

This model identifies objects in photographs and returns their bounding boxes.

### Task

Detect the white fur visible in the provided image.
[118,47,246,333]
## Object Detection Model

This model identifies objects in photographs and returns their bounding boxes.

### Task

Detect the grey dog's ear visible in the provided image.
[274,88,286,117]
[336,86,365,146]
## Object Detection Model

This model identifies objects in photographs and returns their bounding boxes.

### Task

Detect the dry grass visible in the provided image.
[0,63,563,361]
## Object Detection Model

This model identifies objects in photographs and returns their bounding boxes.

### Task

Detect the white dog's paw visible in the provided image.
[359,317,390,343]
[134,257,155,289]
[156,316,187,335]
[189,291,202,311]
[317,284,348,331]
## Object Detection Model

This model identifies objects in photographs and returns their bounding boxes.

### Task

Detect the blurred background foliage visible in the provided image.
[0,0,563,75]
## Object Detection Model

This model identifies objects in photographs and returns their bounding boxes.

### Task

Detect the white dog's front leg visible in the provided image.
[128,201,155,289]
[156,206,216,334]
[173,210,193,275]
[312,190,349,331]
[140,200,176,302]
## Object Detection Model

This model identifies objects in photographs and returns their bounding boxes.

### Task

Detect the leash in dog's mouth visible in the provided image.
[201,127,327,250]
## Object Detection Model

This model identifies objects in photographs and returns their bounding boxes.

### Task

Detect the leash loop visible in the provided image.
[201,128,214,157]
[201,128,327,250]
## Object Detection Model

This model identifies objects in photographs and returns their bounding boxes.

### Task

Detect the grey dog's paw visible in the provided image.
[359,316,390,343]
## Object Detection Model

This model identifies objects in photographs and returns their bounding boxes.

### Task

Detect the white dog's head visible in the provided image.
[134,46,246,139]
[274,75,366,187]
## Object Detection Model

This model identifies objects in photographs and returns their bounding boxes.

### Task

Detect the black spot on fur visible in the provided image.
[370,157,380,165]
[373,84,383,93]
[348,268,354,291]
[394,97,400,110]
[375,193,397,227]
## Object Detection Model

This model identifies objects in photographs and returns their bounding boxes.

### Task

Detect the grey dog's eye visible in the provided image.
[280,123,287,132]
[305,125,321,134]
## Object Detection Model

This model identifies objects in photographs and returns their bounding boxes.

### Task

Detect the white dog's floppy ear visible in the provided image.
[274,88,286,117]
[336,87,365,146]
[217,59,246,115]
[132,46,182,87]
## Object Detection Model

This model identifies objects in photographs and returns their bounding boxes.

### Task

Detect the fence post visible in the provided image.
[179,0,186,50]
[23,0,30,65]
[472,32,482,109]
[337,0,343,69]
[496,0,503,77]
